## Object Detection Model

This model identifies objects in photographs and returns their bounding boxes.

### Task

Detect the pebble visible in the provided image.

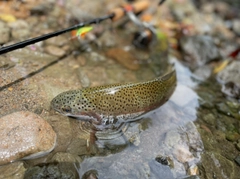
[0,22,10,44]
[0,111,56,165]
[106,48,140,70]
[45,45,66,57]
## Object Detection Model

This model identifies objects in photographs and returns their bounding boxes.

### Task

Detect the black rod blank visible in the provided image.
[0,14,114,55]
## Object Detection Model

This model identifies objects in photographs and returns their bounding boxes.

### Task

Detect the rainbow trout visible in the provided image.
[51,68,176,130]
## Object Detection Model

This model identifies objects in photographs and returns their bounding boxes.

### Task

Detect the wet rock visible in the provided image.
[0,162,26,179]
[0,22,10,44]
[201,152,234,179]
[0,111,56,165]
[106,48,140,70]
[45,45,66,57]
[180,35,220,68]
[217,61,240,87]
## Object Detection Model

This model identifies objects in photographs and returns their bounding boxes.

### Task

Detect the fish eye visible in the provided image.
[61,106,71,113]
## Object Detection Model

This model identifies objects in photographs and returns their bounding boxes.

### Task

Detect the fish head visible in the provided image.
[51,90,88,117]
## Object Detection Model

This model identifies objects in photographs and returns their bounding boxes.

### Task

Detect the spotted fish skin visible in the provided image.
[51,69,176,129]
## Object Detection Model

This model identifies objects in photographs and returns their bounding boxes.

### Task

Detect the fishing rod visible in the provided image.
[0,0,165,55]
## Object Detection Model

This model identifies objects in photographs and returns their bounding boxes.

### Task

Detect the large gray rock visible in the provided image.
[0,111,56,165]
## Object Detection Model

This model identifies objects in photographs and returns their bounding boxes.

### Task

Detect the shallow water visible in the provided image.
[1,1,240,178]
[0,39,204,178]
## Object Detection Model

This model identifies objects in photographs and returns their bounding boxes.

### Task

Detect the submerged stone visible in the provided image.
[106,48,140,70]
[0,162,26,179]
[0,111,56,165]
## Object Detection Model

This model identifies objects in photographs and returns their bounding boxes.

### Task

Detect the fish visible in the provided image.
[51,67,177,130]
